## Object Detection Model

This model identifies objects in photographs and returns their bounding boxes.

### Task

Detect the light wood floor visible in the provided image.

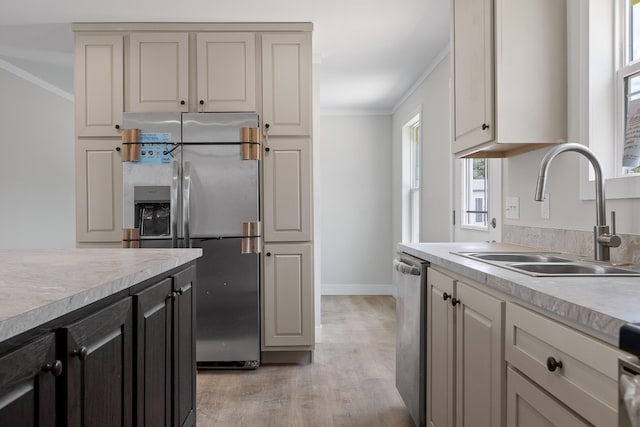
[196,295,415,427]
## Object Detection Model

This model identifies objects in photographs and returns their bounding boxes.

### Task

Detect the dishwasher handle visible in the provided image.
[394,259,421,276]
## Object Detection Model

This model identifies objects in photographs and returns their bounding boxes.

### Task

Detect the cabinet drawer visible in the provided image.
[506,303,625,426]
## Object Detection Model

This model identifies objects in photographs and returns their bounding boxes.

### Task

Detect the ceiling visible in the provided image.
[0,0,450,113]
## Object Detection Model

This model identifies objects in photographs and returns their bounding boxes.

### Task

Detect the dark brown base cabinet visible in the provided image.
[0,263,196,427]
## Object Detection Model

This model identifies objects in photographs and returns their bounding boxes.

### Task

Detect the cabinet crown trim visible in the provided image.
[72,22,313,32]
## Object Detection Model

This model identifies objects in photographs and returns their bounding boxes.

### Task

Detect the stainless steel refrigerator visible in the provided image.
[123,112,261,369]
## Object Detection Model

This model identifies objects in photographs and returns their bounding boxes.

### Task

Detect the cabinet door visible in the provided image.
[263,243,313,347]
[261,33,312,136]
[451,0,494,153]
[134,278,172,427]
[172,266,196,427]
[455,281,504,427]
[75,138,123,243]
[63,298,133,427]
[196,32,256,112]
[0,334,57,427]
[263,138,312,242]
[74,34,123,137]
[426,268,455,427]
[129,33,189,112]
[506,367,589,427]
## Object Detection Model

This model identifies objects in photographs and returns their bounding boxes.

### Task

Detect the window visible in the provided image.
[409,119,420,242]
[402,113,420,243]
[462,158,487,228]
[617,0,640,174]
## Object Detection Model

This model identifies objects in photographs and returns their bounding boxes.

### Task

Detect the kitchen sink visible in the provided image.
[453,251,640,277]
[507,262,640,276]
[465,253,573,263]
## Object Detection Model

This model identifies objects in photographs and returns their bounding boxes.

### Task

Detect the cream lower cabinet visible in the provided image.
[507,367,589,427]
[262,137,312,242]
[427,267,505,427]
[506,302,626,426]
[75,139,123,243]
[263,243,313,347]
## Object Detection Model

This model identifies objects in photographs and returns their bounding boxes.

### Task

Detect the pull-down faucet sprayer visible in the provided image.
[534,143,621,261]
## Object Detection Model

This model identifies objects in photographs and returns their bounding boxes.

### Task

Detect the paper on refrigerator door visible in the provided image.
[623,99,640,168]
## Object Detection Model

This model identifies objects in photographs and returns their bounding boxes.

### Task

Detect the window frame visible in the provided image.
[461,158,489,231]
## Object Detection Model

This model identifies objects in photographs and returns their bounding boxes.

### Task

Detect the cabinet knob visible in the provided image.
[442,292,451,301]
[199,100,204,105]
[115,146,121,152]
[546,356,563,372]
[42,360,63,377]
[115,124,120,130]
[266,252,272,257]
[71,346,88,361]
[176,288,184,296]
[180,100,186,105]
[265,147,270,152]
[451,298,461,306]
[265,123,270,129]
[482,123,490,130]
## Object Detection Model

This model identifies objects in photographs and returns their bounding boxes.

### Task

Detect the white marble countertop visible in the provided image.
[398,242,640,346]
[0,248,202,343]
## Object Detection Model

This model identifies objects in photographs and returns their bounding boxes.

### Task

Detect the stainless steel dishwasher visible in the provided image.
[394,252,428,427]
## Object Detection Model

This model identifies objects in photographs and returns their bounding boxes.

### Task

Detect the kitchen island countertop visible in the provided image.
[0,248,202,343]
[399,241,640,346]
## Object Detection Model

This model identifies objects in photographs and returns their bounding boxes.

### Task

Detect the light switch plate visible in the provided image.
[505,196,520,220]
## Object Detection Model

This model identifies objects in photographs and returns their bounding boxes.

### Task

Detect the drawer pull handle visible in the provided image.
[546,356,563,372]
[451,298,461,306]
[442,292,451,301]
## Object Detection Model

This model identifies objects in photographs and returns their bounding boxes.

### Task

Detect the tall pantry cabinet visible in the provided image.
[73,23,315,361]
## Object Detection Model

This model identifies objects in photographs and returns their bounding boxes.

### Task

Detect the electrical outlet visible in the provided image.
[541,193,550,219]
[505,197,520,220]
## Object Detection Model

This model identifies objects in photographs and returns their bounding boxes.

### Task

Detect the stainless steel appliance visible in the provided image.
[123,112,261,369]
[394,253,428,427]
[620,323,640,427]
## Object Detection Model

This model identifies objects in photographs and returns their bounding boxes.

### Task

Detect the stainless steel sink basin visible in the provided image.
[507,262,640,276]
[453,251,640,277]
[467,253,573,263]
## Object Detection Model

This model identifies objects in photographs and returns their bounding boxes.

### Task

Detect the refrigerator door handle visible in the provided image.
[183,161,192,248]
[171,160,179,248]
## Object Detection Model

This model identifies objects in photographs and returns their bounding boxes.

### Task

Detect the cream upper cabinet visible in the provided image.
[427,268,505,427]
[263,243,313,347]
[74,34,123,137]
[196,32,256,112]
[129,33,189,112]
[451,0,567,158]
[261,33,312,136]
[76,139,123,243]
[262,137,312,242]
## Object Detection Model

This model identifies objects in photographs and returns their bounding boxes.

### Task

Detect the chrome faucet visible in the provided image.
[534,143,621,261]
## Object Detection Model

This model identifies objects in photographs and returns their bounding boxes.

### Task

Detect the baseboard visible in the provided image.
[321,283,397,297]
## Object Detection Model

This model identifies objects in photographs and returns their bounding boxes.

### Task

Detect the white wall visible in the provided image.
[0,68,75,248]
[391,53,452,263]
[319,115,393,295]
[503,0,640,236]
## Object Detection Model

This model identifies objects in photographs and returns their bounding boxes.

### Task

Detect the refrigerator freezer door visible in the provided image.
[182,113,259,238]
[194,238,260,365]
[182,113,258,142]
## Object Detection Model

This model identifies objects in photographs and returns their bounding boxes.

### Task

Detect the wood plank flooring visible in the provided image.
[196,295,415,427]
